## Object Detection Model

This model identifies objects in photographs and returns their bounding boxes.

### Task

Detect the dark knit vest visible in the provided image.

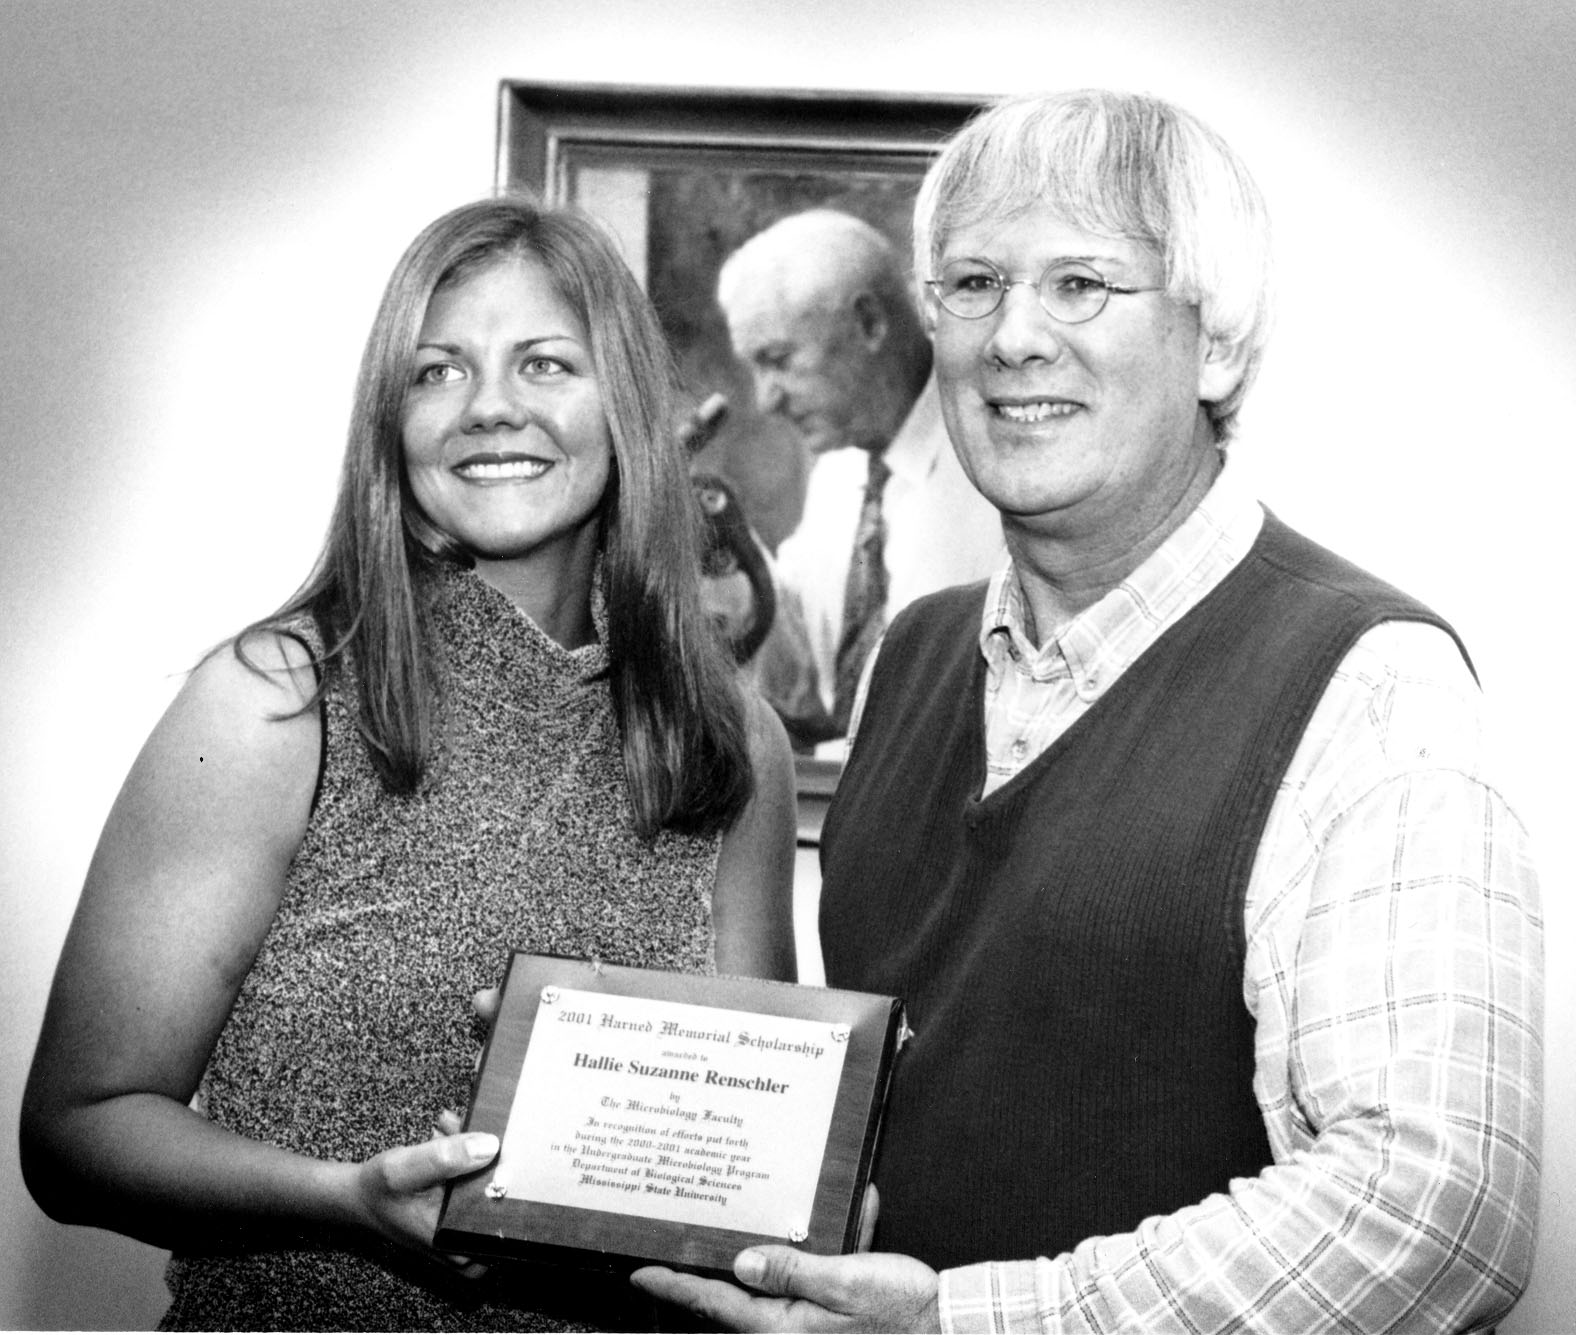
[819,513,1466,1270]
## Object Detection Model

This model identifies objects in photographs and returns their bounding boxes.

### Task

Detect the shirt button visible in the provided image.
[1011,738,1028,761]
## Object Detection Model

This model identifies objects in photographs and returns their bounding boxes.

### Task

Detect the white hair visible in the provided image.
[717,209,915,323]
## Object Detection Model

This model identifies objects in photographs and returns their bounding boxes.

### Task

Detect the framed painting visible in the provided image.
[496,81,981,553]
[496,82,984,821]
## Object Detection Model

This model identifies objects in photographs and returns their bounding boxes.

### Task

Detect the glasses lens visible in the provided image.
[936,260,1004,318]
[1038,262,1110,324]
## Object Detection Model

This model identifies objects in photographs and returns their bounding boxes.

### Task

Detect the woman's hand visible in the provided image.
[346,1121,499,1278]
[472,985,501,1028]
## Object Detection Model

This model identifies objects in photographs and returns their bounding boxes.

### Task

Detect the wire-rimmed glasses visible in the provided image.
[925,258,1163,323]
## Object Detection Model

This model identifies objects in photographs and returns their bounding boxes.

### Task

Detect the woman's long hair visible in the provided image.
[241,195,753,838]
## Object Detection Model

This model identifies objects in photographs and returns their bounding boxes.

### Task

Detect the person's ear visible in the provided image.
[1197,330,1251,408]
[851,291,889,352]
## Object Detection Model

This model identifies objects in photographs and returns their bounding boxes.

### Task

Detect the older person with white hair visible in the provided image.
[635,89,1543,1334]
[717,208,1003,743]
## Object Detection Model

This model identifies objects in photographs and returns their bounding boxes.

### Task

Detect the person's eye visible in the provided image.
[523,354,569,376]
[1048,269,1106,297]
[946,267,1002,296]
[413,361,463,386]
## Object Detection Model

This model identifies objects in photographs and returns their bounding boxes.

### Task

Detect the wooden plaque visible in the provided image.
[436,953,904,1275]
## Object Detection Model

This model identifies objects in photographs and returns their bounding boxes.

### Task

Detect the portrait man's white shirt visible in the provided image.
[770,376,1004,720]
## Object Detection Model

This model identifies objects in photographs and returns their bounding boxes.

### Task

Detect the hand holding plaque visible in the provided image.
[436,954,904,1274]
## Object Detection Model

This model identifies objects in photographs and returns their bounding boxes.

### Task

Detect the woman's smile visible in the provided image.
[451,452,554,482]
[400,255,613,568]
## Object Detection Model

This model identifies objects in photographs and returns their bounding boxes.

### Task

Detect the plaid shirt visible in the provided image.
[855,467,1544,1332]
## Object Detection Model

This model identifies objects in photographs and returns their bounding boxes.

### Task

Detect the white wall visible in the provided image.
[2,0,1571,1328]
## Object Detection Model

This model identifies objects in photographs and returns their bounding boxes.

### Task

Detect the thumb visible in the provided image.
[733,1244,839,1299]
[857,1183,880,1252]
[382,1132,499,1195]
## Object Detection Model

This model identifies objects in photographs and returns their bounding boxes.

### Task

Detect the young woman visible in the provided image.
[21,196,797,1331]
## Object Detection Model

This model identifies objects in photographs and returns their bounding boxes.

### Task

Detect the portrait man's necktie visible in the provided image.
[832,449,892,733]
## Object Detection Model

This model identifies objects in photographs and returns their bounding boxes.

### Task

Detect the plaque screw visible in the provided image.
[789,1227,808,1243]
[541,987,559,1005]
[831,1025,851,1043]
[484,1179,508,1200]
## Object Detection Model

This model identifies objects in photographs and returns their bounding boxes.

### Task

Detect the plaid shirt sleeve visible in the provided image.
[937,623,1544,1334]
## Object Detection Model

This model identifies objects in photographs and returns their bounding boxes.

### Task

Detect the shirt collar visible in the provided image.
[979,455,1264,690]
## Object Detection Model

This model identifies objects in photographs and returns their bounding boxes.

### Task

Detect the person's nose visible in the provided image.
[462,370,531,432]
[753,371,788,417]
[983,281,1067,369]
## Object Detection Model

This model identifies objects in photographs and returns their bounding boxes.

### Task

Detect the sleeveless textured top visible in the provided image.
[161,564,720,1331]
[819,515,1458,1270]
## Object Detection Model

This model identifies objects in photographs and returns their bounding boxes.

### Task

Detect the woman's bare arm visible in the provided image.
[710,690,798,982]
[19,634,495,1258]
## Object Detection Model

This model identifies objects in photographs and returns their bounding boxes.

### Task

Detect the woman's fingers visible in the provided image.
[472,986,501,1026]
[378,1132,498,1195]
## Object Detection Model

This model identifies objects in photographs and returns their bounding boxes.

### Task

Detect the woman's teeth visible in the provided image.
[456,459,550,480]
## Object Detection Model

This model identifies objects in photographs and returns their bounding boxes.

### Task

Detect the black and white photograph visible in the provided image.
[1,2,1570,1330]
